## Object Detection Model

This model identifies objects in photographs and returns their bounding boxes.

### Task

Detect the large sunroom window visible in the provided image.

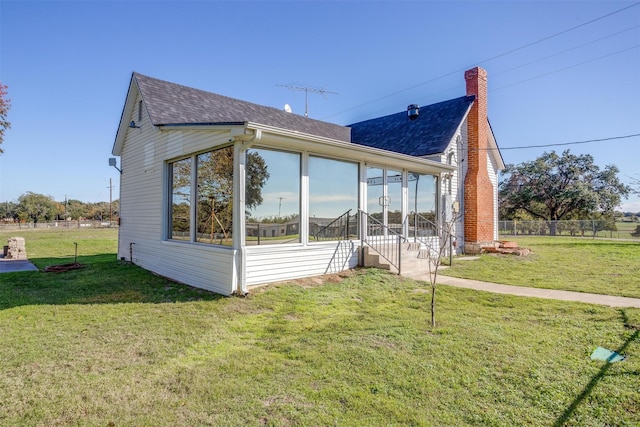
[195,148,234,245]
[168,146,234,246]
[408,172,438,236]
[169,157,192,241]
[308,156,358,241]
[245,148,301,245]
[408,172,437,220]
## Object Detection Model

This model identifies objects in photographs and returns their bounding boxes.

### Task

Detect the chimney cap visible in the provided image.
[407,104,420,120]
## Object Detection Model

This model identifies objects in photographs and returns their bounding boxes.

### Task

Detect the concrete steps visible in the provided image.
[361,242,437,277]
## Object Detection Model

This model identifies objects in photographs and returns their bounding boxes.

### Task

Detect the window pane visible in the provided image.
[246,148,300,245]
[170,157,192,240]
[366,167,384,223]
[408,172,437,220]
[196,146,234,246]
[308,156,358,241]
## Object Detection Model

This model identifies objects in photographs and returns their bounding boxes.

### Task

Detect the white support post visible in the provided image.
[233,141,247,295]
[301,152,309,246]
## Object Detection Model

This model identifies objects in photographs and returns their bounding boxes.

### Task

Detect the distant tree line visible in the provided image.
[499,150,631,236]
[0,192,119,224]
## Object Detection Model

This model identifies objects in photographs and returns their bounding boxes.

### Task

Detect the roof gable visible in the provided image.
[133,73,350,142]
[349,96,475,156]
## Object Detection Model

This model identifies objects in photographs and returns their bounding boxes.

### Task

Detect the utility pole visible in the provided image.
[277,84,337,118]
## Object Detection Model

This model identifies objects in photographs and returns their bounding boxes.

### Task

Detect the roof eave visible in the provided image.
[247,122,455,174]
[487,119,505,170]
[157,122,247,130]
[112,74,139,156]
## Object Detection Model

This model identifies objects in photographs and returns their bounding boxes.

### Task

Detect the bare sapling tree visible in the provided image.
[426,206,461,328]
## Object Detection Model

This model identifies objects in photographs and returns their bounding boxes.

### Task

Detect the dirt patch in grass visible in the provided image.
[283,268,362,288]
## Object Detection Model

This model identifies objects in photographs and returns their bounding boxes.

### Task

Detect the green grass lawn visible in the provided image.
[0,229,638,425]
[1,227,119,266]
[443,237,640,299]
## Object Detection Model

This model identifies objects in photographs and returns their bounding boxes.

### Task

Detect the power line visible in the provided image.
[491,24,640,78]
[322,2,640,120]
[474,2,640,66]
[398,24,640,108]
[378,24,640,109]
[490,44,640,93]
[487,133,640,151]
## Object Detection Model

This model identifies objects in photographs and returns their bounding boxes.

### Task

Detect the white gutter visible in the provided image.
[246,122,456,174]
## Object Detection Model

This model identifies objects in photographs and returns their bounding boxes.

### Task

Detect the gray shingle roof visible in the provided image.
[349,96,475,156]
[133,72,351,142]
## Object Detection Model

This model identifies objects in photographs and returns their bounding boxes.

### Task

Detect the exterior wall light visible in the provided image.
[109,157,122,174]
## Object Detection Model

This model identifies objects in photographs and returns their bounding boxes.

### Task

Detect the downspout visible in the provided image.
[233,128,262,296]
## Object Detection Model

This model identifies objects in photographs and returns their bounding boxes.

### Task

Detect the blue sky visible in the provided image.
[1,0,639,211]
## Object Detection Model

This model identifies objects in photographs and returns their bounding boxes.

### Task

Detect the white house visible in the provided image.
[112,67,503,295]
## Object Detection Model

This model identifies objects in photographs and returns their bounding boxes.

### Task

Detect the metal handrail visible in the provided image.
[312,209,353,241]
[359,209,404,274]
[410,211,455,265]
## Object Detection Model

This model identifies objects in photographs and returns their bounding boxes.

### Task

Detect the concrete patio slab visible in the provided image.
[0,259,39,273]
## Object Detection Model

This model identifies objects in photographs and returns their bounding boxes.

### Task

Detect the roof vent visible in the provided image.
[407,104,420,120]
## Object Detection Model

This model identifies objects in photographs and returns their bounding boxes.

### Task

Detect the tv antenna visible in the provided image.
[277,83,337,118]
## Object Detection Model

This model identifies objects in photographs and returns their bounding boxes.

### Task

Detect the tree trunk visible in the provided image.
[431,284,436,328]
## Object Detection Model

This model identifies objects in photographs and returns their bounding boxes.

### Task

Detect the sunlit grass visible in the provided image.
[443,237,640,298]
[0,229,638,425]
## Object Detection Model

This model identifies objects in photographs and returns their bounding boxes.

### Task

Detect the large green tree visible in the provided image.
[1,201,17,221]
[499,150,629,235]
[65,199,89,220]
[17,192,57,225]
[0,83,10,153]
[631,176,640,195]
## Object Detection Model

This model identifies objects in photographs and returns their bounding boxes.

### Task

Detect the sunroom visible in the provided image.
[113,73,455,296]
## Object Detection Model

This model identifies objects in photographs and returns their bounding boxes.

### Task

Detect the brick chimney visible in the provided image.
[463,67,495,254]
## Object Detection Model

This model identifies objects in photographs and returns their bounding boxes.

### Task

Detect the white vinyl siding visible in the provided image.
[435,126,466,254]
[117,94,238,294]
[245,241,358,286]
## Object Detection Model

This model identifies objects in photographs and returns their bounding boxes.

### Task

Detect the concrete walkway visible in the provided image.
[434,275,640,308]
[401,270,640,308]
[0,259,39,273]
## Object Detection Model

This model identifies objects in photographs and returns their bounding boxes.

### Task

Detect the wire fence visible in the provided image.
[0,220,118,231]
[499,220,639,240]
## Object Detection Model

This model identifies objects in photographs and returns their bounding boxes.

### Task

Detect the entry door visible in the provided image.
[366,166,403,235]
